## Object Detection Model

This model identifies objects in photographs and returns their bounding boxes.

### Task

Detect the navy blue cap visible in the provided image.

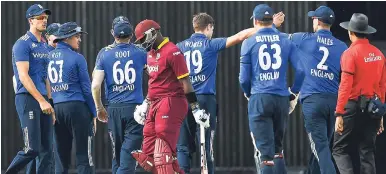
[53,22,87,43]
[26,4,51,19]
[112,16,130,28]
[307,6,335,25]
[113,22,133,38]
[250,4,274,21]
[46,23,61,36]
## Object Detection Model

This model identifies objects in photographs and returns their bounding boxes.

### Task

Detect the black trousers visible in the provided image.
[332,101,381,174]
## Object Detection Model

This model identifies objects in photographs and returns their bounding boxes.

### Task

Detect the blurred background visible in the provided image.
[1,1,386,174]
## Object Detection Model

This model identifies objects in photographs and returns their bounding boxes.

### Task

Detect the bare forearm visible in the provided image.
[20,74,46,103]
[45,79,52,99]
[91,86,104,110]
[226,28,258,48]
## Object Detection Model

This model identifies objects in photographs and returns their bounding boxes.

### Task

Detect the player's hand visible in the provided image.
[134,99,149,125]
[192,107,210,128]
[39,100,54,115]
[335,115,344,135]
[244,93,249,101]
[97,107,108,123]
[378,117,384,135]
[288,88,299,114]
[273,11,285,27]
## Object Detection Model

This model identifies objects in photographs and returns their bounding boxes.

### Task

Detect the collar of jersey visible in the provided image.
[116,42,130,47]
[351,38,369,47]
[27,31,40,43]
[316,29,332,35]
[257,27,275,33]
[191,33,207,38]
[157,37,169,50]
[57,41,76,51]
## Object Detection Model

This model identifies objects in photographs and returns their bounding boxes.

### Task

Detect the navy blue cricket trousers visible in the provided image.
[54,101,95,174]
[177,95,217,174]
[107,103,143,174]
[248,93,289,174]
[6,93,53,174]
[302,94,337,174]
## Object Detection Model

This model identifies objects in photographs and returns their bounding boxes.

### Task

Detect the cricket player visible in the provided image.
[239,4,305,174]
[92,20,146,173]
[130,19,210,174]
[275,6,348,174]
[48,22,96,174]
[46,23,61,51]
[6,4,54,174]
[333,13,385,174]
[175,12,260,174]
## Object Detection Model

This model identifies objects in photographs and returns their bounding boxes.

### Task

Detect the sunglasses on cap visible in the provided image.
[32,15,49,20]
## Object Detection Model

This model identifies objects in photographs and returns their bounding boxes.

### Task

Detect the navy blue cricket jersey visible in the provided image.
[290,30,347,99]
[177,33,227,95]
[48,42,96,117]
[12,31,50,95]
[95,43,147,104]
[239,28,305,96]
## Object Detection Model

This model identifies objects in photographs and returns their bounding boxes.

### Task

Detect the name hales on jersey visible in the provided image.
[184,41,203,48]
[310,36,335,80]
[317,36,333,45]
[255,35,280,43]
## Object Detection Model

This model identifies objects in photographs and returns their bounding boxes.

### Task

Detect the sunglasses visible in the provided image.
[32,15,49,20]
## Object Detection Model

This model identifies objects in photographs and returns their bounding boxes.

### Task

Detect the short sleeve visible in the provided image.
[209,38,227,52]
[167,48,189,79]
[94,49,105,70]
[13,41,30,62]
[341,51,355,74]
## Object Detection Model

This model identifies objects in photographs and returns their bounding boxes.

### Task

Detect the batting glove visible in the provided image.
[289,88,299,114]
[192,104,210,128]
[134,99,149,125]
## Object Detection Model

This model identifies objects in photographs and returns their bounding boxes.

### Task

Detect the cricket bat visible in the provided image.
[200,125,208,174]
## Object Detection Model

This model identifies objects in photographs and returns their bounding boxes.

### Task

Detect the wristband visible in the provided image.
[49,98,54,107]
[185,92,198,103]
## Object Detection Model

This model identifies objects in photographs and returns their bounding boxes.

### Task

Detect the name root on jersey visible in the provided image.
[259,72,279,81]
[190,74,206,83]
[113,84,135,92]
[310,69,334,80]
[51,84,69,92]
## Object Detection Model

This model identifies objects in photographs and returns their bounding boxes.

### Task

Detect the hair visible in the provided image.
[257,19,273,27]
[319,21,331,28]
[352,32,368,39]
[115,35,132,43]
[192,13,214,32]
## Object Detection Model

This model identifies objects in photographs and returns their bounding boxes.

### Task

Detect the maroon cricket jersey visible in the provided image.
[146,38,189,101]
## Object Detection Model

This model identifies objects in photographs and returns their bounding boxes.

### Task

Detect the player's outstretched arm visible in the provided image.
[225,27,258,48]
